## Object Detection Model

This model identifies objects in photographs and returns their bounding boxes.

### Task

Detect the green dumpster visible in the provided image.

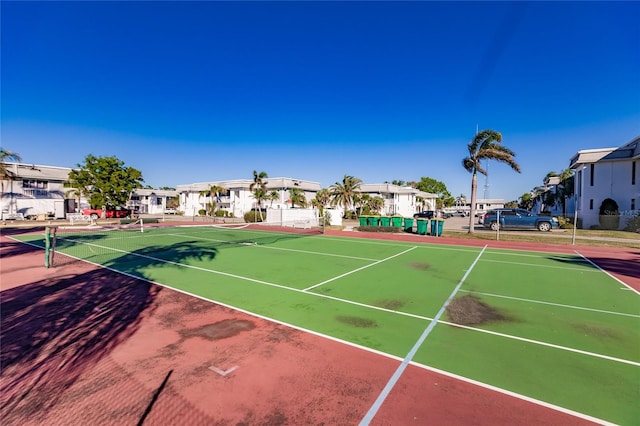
[430,218,444,236]
[358,216,368,226]
[391,216,403,227]
[403,217,413,232]
[368,216,380,226]
[380,216,391,227]
[416,219,428,235]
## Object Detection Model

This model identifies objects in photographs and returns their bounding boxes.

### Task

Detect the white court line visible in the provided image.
[480,258,599,272]
[359,245,488,426]
[51,236,640,365]
[459,290,640,318]
[575,250,640,295]
[408,363,617,426]
[439,319,640,367]
[165,233,379,262]
[303,246,417,292]
[40,238,617,426]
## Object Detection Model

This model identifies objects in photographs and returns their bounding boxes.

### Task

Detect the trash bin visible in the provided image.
[403,217,413,232]
[416,219,428,235]
[358,216,368,226]
[391,216,403,227]
[430,218,444,236]
[380,216,391,227]
[368,216,380,226]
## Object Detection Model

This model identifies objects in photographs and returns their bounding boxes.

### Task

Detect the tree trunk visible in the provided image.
[468,173,478,233]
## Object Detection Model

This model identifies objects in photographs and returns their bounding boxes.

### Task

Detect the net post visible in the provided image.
[140,217,144,233]
[45,226,51,268]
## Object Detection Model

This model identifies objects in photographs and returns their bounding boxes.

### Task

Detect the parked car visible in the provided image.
[164,208,177,214]
[413,210,436,219]
[444,210,468,218]
[481,208,558,232]
[81,206,132,219]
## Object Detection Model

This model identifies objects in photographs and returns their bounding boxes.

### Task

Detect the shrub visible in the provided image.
[357,226,401,233]
[624,214,640,233]
[198,209,207,216]
[558,216,574,229]
[244,211,263,223]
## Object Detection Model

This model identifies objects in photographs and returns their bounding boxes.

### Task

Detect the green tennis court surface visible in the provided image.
[16,224,640,424]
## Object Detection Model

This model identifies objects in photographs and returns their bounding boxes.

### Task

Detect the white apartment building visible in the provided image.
[176,177,322,218]
[0,162,74,220]
[570,135,639,229]
[358,183,437,217]
[129,189,179,215]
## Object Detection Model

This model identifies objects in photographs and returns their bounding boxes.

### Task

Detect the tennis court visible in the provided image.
[5,222,640,425]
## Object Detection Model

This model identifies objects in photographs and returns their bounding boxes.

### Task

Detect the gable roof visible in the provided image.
[569,135,640,168]
[1,162,72,181]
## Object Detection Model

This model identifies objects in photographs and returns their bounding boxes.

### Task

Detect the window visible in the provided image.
[589,199,594,210]
[633,161,636,185]
[22,179,48,196]
[577,170,582,197]
[632,199,636,210]
[590,164,594,186]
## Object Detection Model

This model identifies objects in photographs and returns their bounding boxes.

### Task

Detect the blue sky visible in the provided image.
[2,1,639,202]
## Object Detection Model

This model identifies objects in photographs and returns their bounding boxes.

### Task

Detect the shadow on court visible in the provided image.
[0,234,220,424]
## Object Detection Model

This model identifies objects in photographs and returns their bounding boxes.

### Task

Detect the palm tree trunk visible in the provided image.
[468,173,478,233]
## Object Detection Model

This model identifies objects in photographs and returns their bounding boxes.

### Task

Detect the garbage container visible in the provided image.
[416,219,428,235]
[403,217,413,232]
[368,216,380,226]
[430,218,444,236]
[391,216,403,227]
[358,216,368,226]
[380,216,391,227]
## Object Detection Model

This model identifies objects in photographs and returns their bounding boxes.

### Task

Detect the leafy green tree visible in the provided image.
[330,174,362,218]
[415,177,454,208]
[462,130,520,233]
[249,170,268,220]
[68,155,143,209]
[289,187,307,208]
[504,200,518,208]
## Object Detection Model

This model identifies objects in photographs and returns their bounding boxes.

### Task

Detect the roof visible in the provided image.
[133,188,178,197]
[359,183,437,198]
[600,135,640,161]
[569,135,640,168]
[1,162,73,181]
[176,177,322,193]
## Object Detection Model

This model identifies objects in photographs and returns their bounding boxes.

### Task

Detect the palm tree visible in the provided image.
[311,189,331,215]
[369,196,384,215]
[542,169,574,217]
[329,175,362,218]
[289,187,307,208]
[1,149,23,216]
[463,130,520,233]
[200,184,227,216]
[249,170,268,220]
[354,193,371,215]
[267,190,279,207]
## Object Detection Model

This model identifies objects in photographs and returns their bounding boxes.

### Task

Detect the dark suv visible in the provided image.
[481,208,558,232]
[413,210,436,219]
